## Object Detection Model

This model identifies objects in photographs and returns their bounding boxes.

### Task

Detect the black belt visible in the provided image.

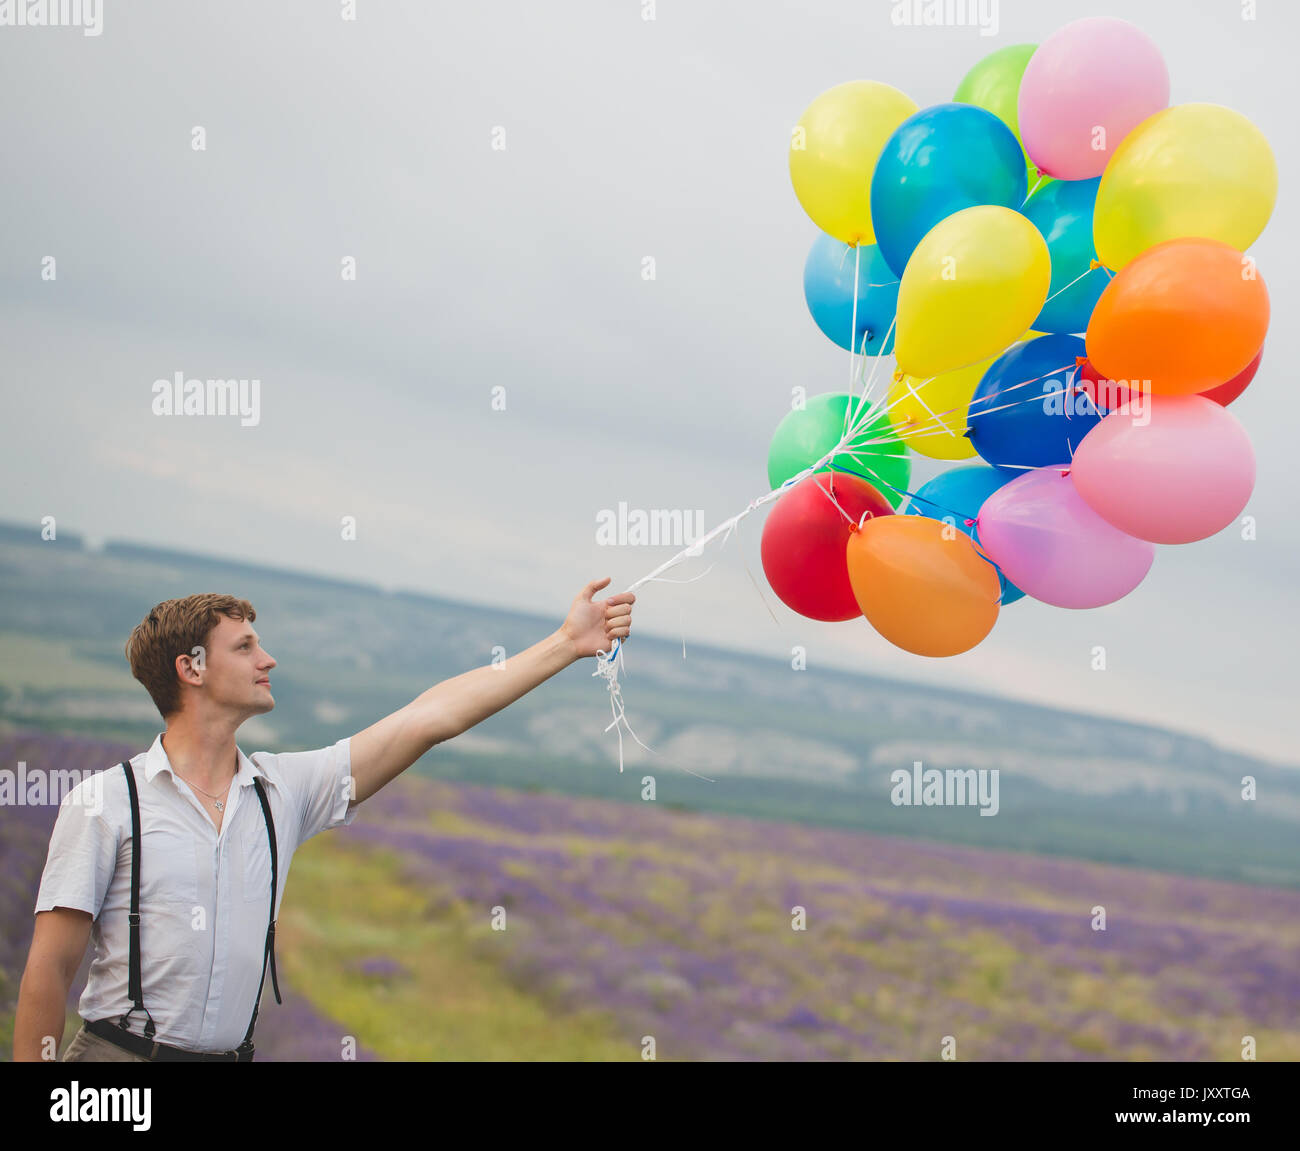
[85,1017,254,1062]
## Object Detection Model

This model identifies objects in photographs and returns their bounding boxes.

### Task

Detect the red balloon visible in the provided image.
[1079,348,1263,411]
[1201,348,1262,406]
[761,472,894,621]
[1077,355,1138,411]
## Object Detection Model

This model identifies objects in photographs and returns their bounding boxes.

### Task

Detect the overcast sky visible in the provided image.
[1,0,1296,764]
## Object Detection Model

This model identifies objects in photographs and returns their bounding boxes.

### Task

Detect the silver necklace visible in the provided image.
[177,774,233,811]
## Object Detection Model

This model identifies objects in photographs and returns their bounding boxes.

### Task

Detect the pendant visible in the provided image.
[214,800,224,810]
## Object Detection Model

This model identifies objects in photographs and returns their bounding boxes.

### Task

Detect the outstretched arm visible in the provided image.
[347,577,634,804]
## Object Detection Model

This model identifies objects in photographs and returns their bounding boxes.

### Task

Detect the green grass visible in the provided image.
[277,833,635,1061]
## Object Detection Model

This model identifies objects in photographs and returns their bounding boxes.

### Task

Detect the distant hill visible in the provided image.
[0,520,1297,889]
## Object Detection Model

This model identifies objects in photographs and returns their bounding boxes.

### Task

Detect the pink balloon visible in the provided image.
[1071,396,1256,544]
[1018,17,1169,181]
[976,468,1155,608]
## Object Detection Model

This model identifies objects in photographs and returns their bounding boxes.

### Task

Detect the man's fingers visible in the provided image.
[584,576,612,600]
[604,591,636,606]
[606,603,632,620]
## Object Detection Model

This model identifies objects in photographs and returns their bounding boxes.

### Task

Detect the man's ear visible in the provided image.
[175,649,204,687]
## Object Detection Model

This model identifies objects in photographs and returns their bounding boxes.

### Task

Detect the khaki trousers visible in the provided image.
[61,1022,150,1063]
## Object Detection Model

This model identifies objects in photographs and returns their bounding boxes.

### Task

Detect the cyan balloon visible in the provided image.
[967,334,1099,472]
[803,235,898,355]
[906,465,1026,604]
[1021,178,1107,333]
[870,103,1028,278]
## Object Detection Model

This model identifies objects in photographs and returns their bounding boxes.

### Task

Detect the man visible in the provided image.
[12,578,634,1062]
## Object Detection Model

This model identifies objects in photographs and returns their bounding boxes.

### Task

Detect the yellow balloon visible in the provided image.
[894,206,1050,379]
[887,357,994,460]
[789,81,918,246]
[1094,103,1277,271]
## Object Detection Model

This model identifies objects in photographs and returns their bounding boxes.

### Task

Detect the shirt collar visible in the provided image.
[144,730,266,788]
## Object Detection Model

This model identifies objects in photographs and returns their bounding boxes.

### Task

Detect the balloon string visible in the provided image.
[848,242,861,389]
[959,363,1089,424]
[797,370,1094,491]
[845,314,899,433]
[590,643,716,782]
[815,469,884,529]
[734,506,785,631]
[969,544,1007,604]
[1041,262,1104,305]
[842,361,1082,446]
[831,243,898,293]
[842,243,865,443]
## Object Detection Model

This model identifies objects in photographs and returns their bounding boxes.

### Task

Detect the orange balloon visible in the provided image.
[845,515,1001,657]
[1087,238,1269,396]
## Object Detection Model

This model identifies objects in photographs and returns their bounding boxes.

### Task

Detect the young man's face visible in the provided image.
[194,614,278,719]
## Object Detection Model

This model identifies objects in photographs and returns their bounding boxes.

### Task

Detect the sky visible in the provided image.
[1,0,1296,764]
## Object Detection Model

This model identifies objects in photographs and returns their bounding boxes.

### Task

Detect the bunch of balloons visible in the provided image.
[766,16,1274,658]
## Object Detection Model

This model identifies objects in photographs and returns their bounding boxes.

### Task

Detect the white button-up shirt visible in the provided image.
[35,731,358,1052]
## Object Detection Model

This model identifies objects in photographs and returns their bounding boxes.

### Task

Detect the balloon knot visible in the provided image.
[1088,258,1102,270]
[963,518,976,528]
[1075,356,1088,368]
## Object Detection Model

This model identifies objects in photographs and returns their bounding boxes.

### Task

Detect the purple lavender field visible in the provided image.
[4,729,1299,1061]
[330,774,1300,1060]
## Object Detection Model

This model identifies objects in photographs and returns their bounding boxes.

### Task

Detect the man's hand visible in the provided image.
[560,576,635,659]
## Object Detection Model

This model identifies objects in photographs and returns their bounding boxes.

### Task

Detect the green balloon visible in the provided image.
[767,392,911,509]
[953,43,1050,194]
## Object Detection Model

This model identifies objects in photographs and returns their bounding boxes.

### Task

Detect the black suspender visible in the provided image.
[117,760,156,1042]
[239,776,282,1054]
[117,759,282,1057]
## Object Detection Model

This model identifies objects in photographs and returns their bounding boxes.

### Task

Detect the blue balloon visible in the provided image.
[1021,178,1107,334]
[802,235,897,355]
[906,465,1025,605]
[967,335,1100,473]
[870,103,1028,278]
